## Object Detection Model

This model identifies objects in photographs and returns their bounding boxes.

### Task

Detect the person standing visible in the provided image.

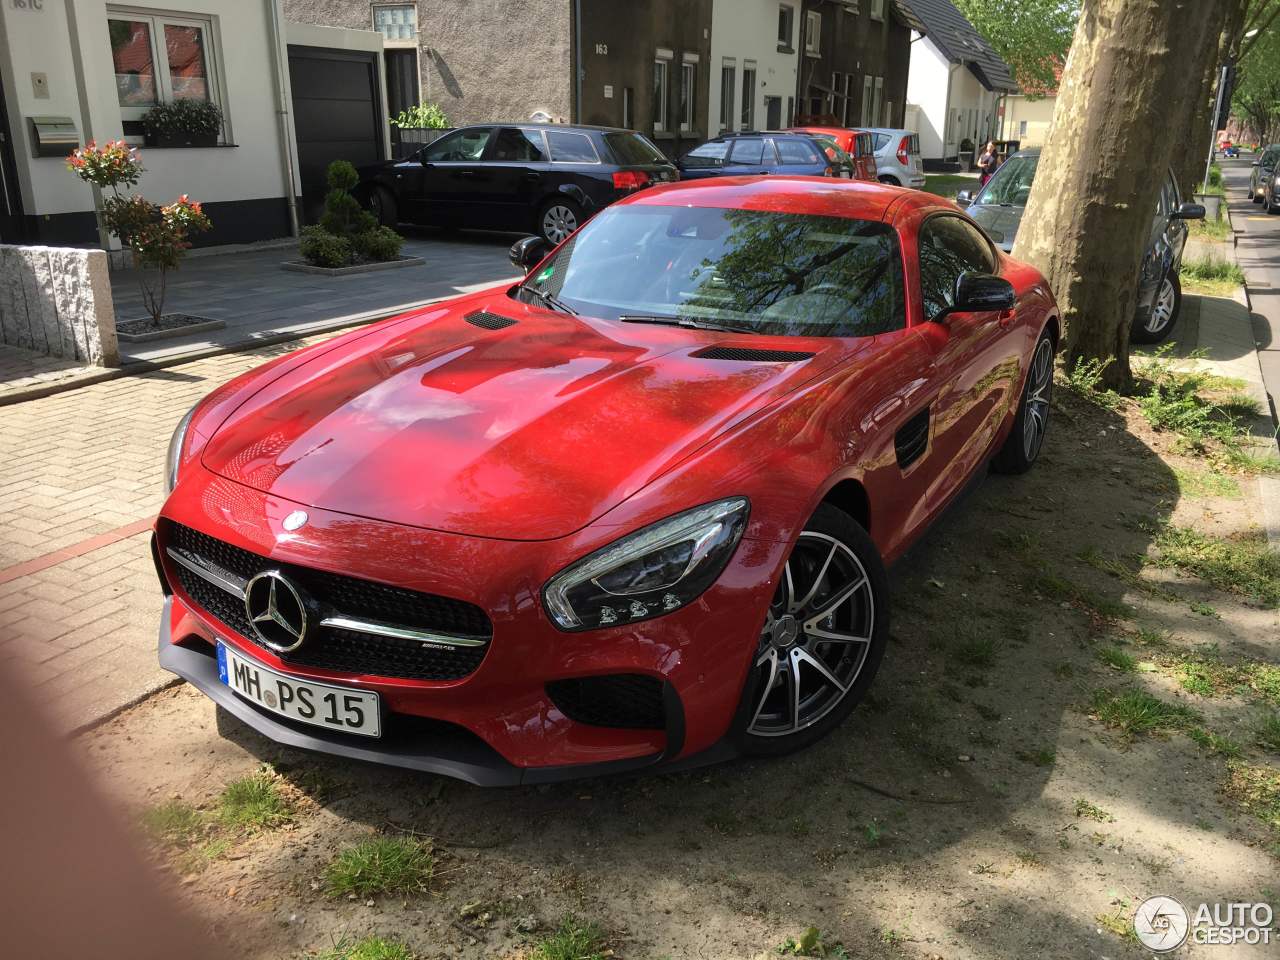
[977,141,998,187]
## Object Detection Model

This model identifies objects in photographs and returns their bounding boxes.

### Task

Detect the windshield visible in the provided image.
[517,205,904,338]
[681,141,729,167]
[605,132,668,165]
[975,154,1039,207]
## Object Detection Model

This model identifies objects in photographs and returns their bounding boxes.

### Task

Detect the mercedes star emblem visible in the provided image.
[282,510,309,532]
[243,570,310,653]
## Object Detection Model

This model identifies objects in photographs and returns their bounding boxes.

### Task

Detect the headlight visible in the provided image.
[164,404,199,493]
[542,497,749,631]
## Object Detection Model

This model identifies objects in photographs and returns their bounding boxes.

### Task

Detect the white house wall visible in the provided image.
[708,0,798,135]
[905,34,950,161]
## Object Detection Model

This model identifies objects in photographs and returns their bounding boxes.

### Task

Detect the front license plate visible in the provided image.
[217,642,381,738]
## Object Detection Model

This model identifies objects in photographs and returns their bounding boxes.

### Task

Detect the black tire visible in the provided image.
[537,197,583,245]
[992,327,1054,474]
[736,503,889,757]
[1130,270,1181,345]
[877,175,901,186]
[368,186,397,228]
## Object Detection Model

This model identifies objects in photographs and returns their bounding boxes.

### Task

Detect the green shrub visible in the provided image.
[391,102,450,129]
[300,225,352,268]
[354,226,404,262]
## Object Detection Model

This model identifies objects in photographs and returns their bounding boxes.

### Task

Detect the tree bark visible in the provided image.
[1011,0,1223,391]
[1175,1,1244,198]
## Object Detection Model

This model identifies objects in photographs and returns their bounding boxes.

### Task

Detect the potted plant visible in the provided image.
[141,99,223,148]
[959,137,976,172]
[391,102,451,153]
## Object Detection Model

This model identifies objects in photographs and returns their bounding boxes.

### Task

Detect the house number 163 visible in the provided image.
[12,0,45,9]
[594,43,608,55]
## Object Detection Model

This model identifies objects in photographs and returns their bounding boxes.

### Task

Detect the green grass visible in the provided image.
[1151,525,1280,608]
[950,634,1000,668]
[532,917,611,960]
[141,800,204,849]
[1256,713,1280,752]
[1190,214,1232,242]
[1180,254,1245,295]
[922,173,979,199]
[1057,356,1123,409]
[1173,465,1242,499]
[1074,798,1115,822]
[1089,688,1201,737]
[1223,761,1280,832]
[325,836,435,898]
[314,936,416,960]
[1188,726,1244,758]
[1016,747,1056,767]
[1097,646,1138,672]
[218,772,293,831]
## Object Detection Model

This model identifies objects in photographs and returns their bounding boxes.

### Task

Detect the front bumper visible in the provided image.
[155,470,782,782]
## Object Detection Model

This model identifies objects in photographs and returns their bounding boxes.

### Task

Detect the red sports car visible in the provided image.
[786,126,880,181]
[155,177,1059,784]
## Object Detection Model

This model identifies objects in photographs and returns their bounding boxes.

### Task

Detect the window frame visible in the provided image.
[870,0,885,21]
[654,53,672,132]
[371,2,417,47]
[107,6,226,135]
[916,212,1000,322]
[804,10,822,56]
[741,61,757,130]
[546,129,602,164]
[719,59,736,132]
[680,53,698,133]
[777,4,795,49]
[422,126,495,163]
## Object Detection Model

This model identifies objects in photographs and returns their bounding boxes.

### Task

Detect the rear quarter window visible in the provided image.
[605,132,668,165]
[547,131,600,163]
[777,138,819,164]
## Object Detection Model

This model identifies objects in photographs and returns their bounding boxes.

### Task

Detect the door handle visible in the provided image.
[522,172,540,182]
[997,308,1016,327]
[458,170,475,178]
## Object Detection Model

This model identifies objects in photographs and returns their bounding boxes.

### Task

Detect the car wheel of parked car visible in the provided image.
[1253,188,1264,203]
[539,198,582,245]
[737,503,889,756]
[877,175,900,186]
[368,187,397,228]
[1131,271,1181,344]
[992,328,1055,474]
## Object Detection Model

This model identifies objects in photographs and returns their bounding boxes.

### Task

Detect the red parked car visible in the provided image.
[787,126,879,180]
[155,177,1059,785]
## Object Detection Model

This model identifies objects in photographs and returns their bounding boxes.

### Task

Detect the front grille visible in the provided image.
[693,345,815,363]
[166,523,492,681]
[546,674,665,729]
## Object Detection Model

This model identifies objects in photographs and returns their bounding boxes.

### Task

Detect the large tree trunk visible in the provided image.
[1176,1,1244,198]
[1011,0,1223,392]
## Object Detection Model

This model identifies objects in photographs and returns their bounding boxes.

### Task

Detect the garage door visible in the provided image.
[287,46,386,224]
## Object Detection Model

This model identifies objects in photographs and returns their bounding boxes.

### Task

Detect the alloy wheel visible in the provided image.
[542,205,578,244]
[1145,276,1177,334]
[747,532,875,737]
[1022,336,1053,461]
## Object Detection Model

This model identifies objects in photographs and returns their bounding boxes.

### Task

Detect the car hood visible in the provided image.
[967,203,1023,252]
[201,297,841,541]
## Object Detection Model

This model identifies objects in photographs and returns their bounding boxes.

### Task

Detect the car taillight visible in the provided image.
[612,170,650,190]
[897,137,910,166]
[824,165,835,177]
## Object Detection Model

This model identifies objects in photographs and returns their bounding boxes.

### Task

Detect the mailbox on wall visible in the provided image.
[28,116,79,158]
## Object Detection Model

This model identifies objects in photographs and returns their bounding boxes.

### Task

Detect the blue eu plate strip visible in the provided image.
[216,642,229,685]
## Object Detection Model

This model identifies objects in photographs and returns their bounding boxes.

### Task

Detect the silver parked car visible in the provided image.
[1250,145,1280,202]
[865,128,925,188]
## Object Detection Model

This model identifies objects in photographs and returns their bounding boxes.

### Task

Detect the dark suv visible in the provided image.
[676,132,844,180]
[957,148,1204,343]
[358,124,678,244]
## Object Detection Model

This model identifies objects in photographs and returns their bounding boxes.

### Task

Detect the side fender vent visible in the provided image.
[465,311,518,331]
[894,406,930,470]
[693,345,815,363]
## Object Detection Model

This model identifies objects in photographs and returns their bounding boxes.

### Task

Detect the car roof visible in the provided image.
[714,130,820,140]
[617,176,935,221]
[451,122,640,135]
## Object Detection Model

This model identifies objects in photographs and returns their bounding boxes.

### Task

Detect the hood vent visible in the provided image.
[693,345,815,363]
[464,310,518,331]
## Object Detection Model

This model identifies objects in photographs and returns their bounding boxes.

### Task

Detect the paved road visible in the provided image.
[1221,156,1280,420]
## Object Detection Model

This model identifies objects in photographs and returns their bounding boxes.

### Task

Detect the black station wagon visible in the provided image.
[357,124,678,245]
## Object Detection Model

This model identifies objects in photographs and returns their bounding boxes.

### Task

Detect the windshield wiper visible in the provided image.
[619,314,751,334]
[521,285,578,316]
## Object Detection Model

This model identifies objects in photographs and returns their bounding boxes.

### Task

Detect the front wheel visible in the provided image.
[992,328,1054,474]
[1130,271,1181,344]
[368,186,397,227]
[737,504,889,757]
[538,198,583,245]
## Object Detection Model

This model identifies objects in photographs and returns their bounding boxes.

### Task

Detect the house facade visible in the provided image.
[0,0,389,247]
[795,0,914,130]
[707,0,800,136]
[1003,93,1055,148]
[900,0,1015,164]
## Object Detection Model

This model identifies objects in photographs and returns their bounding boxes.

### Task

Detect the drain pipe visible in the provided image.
[265,0,300,236]
[573,0,583,123]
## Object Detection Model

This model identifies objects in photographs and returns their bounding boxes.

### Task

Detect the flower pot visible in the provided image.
[144,131,218,148]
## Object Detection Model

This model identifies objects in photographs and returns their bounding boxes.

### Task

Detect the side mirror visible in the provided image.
[935,273,1016,322]
[1173,201,1206,221]
[955,189,974,208]
[509,236,550,273]
[1252,160,1261,167]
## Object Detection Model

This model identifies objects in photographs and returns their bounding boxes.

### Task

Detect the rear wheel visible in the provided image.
[877,174,901,186]
[992,328,1054,474]
[738,504,889,757]
[538,198,583,245]
[1131,271,1181,344]
[368,187,397,227]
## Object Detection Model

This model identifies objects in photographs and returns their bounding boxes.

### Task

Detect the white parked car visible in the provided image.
[866,128,925,189]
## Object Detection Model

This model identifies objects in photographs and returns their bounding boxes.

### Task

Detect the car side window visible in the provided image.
[546,130,600,163]
[728,138,767,164]
[492,128,548,162]
[918,216,997,321]
[776,138,817,164]
[424,128,492,162]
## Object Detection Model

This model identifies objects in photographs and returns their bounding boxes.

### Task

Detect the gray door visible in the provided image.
[0,72,24,243]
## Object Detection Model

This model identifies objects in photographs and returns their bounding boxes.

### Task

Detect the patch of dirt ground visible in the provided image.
[75,377,1280,959]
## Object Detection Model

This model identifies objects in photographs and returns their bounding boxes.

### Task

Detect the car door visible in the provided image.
[1162,171,1189,271]
[1137,174,1176,312]
[913,213,1025,509]
[775,137,827,175]
[417,126,495,226]
[725,136,776,175]
[486,127,551,231]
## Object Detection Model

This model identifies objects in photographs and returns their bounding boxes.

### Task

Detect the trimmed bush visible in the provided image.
[300,225,352,268]
[354,226,404,262]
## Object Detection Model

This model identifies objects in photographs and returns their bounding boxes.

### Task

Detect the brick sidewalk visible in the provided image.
[0,334,332,733]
